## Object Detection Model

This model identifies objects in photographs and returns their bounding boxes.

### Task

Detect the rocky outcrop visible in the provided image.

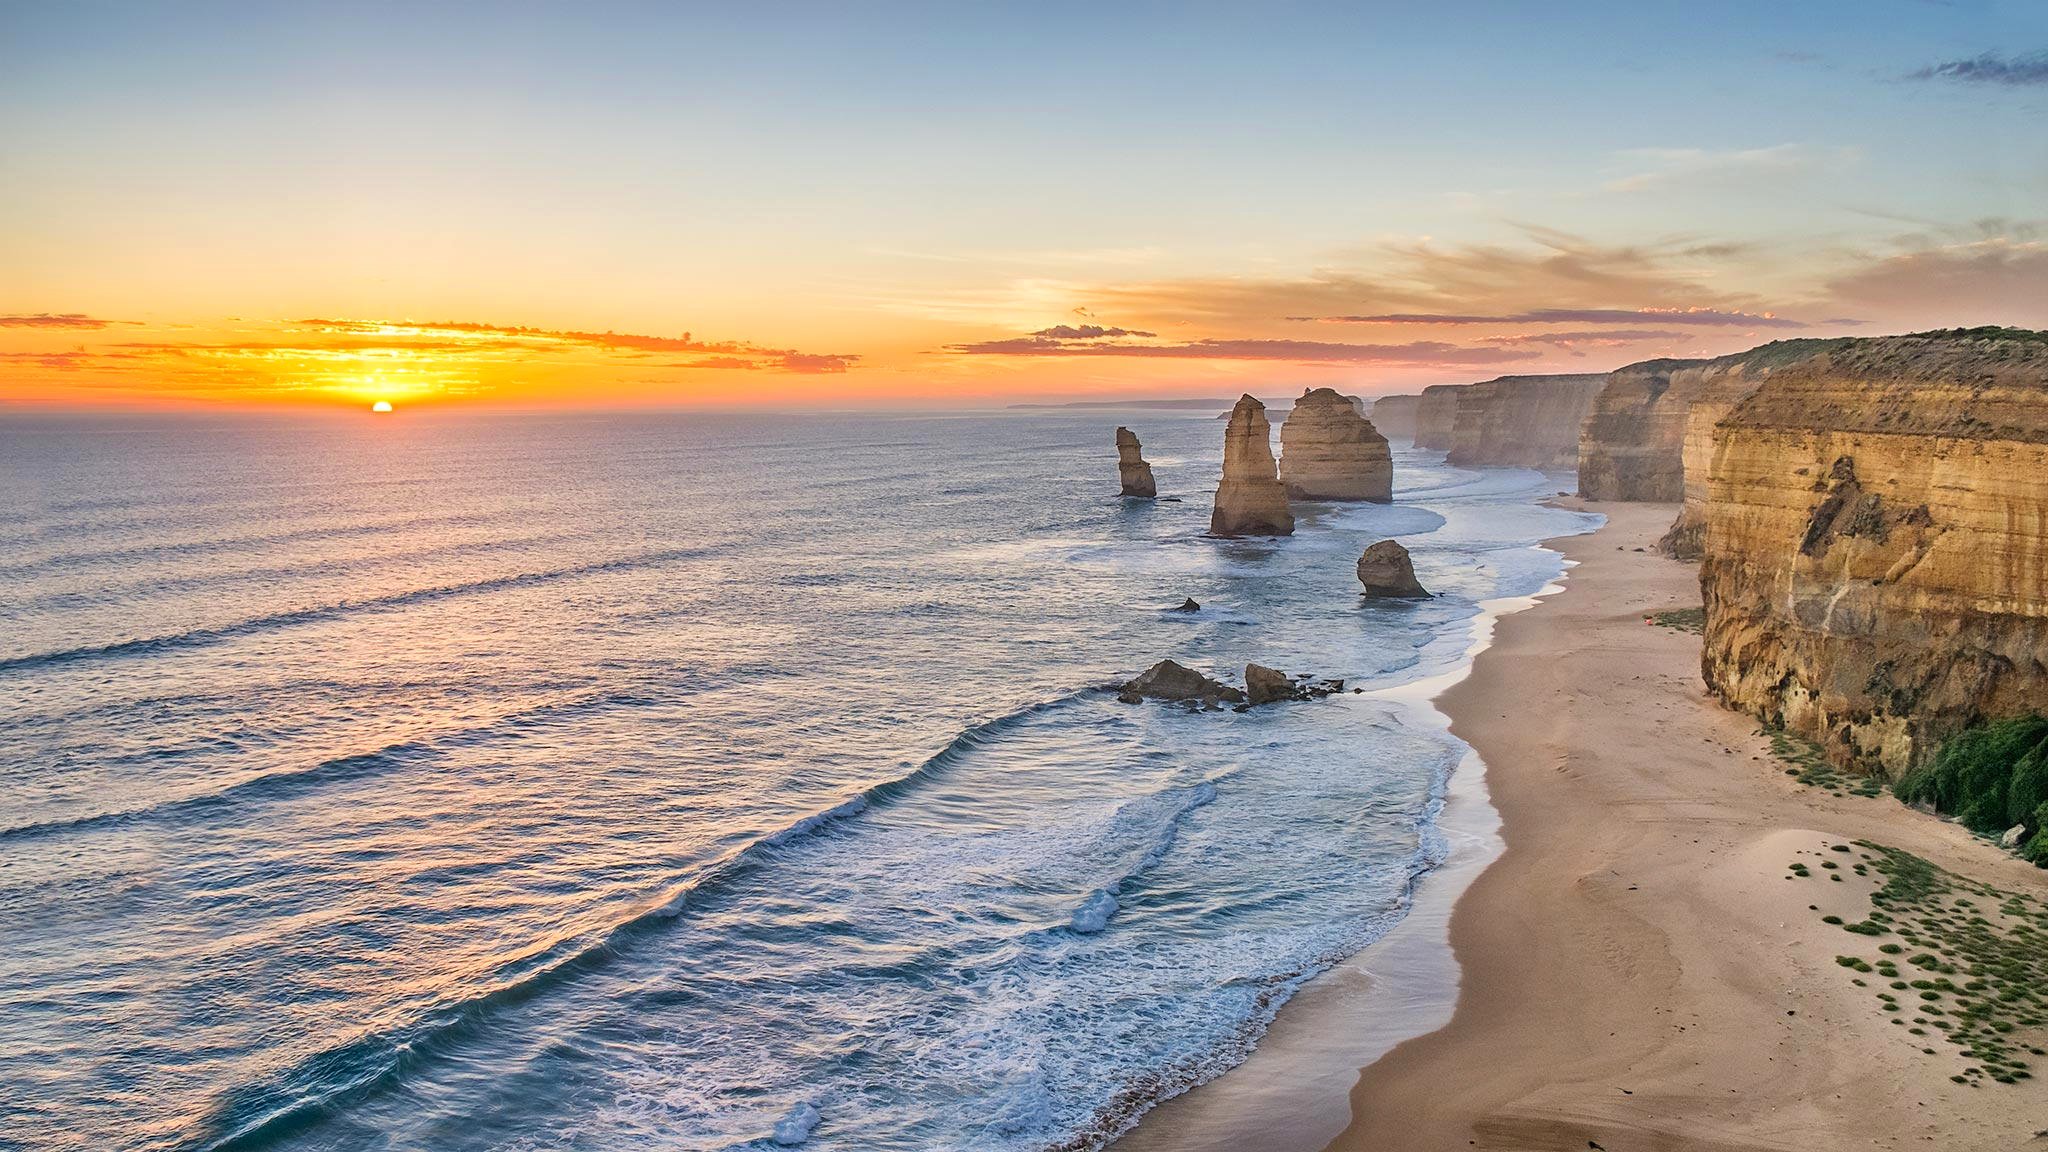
[1697,329,2048,777]
[1118,660,1245,706]
[1115,427,1157,497]
[1414,384,1466,451]
[1357,539,1430,598]
[1278,387,1393,502]
[1370,394,1421,440]
[1445,373,1608,470]
[1210,395,1294,536]
[1245,664,1295,706]
[1653,340,1851,556]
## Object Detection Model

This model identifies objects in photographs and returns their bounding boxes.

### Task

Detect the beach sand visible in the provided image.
[1324,501,2048,1151]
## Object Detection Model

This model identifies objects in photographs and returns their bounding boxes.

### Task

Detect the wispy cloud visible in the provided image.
[1603,144,1857,193]
[0,313,133,329]
[1907,51,2048,86]
[1288,307,1812,328]
[1477,329,1689,347]
[945,332,1540,365]
[292,318,857,372]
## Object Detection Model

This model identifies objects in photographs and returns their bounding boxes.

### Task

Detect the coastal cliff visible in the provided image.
[1369,394,1420,440]
[1656,342,1851,556]
[1210,394,1294,536]
[1697,329,2048,776]
[1279,388,1393,502]
[1414,384,1465,451]
[1444,373,1607,470]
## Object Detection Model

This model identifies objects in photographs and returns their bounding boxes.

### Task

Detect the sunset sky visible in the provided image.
[4,1,2046,410]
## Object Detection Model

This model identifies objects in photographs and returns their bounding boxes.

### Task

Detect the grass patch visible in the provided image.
[1819,841,2048,1086]
[1650,606,1704,634]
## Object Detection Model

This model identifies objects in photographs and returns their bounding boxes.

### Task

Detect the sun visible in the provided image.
[371,400,394,413]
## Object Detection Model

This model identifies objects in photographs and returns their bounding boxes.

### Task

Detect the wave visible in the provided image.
[0,508,506,580]
[0,688,659,843]
[0,546,717,676]
[1067,780,1219,934]
[183,688,1098,1152]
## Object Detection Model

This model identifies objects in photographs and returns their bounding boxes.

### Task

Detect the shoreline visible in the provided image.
[1116,536,1590,1152]
[1126,501,2048,1152]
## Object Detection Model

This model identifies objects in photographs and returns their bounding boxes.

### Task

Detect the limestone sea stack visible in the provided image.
[1210,395,1294,536]
[1357,539,1429,598]
[1115,426,1157,498]
[1278,387,1393,502]
[1697,329,2048,776]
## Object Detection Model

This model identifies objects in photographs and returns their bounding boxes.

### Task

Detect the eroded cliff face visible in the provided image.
[1210,394,1294,536]
[1279,388,1392,502]
[1445,374,1607,470]
[1578,359,1707,501]
[1369,394,1420,440]
[1698,330,2048,777]
[1414,384,1465,451]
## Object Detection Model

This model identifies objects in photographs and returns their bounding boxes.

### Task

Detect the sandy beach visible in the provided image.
[1323,501,2048,1151]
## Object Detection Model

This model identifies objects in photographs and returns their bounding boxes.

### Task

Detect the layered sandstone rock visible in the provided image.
[1445,373,1608,470]
[1370,394,1420,440]
[1357,539,1430,598]
[1414,384,1466,451]
[1210,395,1294,536]
[1698,329,2048,777]
[1115,426,1157,498]
[1278,387,1393,502]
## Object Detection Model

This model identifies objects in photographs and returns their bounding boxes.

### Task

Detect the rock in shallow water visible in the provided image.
[1119,659,1245,705]
[1279,387,1392,502]
[1244,663,1295,706]
[1115,426,1157,498]
[1357,539,1430,598]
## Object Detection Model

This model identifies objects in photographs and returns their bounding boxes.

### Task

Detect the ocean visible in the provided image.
[0,409,1596,1152]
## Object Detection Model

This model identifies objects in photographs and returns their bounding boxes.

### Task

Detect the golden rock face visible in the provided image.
[1413,383,1466,451]
[1279,388,1392,502]
[1697,332,2048,775]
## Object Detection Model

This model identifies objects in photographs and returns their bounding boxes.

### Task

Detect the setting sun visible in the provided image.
[371,400,393,413]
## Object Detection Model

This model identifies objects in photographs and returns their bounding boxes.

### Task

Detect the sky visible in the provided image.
[3,0,2046,410]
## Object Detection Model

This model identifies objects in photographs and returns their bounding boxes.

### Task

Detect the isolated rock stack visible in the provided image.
[1356,539,1429,598]
[1210,395,1294,536]
[1115,427,1157,498]
[1279,387,1393,502]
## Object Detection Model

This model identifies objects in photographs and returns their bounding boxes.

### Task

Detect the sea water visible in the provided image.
[0,409,1596,1151]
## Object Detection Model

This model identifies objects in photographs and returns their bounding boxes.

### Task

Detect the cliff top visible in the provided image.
[1723,328,2048,443]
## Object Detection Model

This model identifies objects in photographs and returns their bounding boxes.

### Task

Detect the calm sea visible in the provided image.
[0,409,1594,1152]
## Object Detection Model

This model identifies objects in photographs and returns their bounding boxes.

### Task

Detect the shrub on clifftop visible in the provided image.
[1894,716,2048,864]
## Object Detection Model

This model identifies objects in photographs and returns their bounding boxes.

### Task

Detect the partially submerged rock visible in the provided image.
[1279,387,1392,502]
[1245,663,1294,706]
[1116,426,1157,498]
[1210,395,1294,536]
[1357,540,1430,598]
[1118,659,1245,706]
[1171,597,1200,612]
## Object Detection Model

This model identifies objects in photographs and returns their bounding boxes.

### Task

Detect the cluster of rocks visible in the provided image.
[1116,659,1346,711]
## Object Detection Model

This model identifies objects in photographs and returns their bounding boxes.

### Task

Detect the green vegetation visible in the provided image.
[1649,606,1703,634]
[1893,716,2048,865]
[1766,728,1882,796]
[1817,841,2048,1087]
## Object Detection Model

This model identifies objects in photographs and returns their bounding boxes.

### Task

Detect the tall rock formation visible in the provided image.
[1210,395,1294,536]
[1115,426,1156,498]
[1414,384,1466,451]
[1660,340,1854,557]
[1698,329,2048,777]
[1445,373,1608,470]
[1278,387,1393,502]
[1370,394,1421,440]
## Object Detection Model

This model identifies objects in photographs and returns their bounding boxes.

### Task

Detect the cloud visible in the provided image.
[1603,144,1856,193]
[1907,51,2048,86]
[1824,233,2048,328]
[0,313,130,329]
[945,332,1541,365]
[1029,324,1156,339]
[1477,329,1690,347]
[1289,308,1812,328]
[289,318,857,372]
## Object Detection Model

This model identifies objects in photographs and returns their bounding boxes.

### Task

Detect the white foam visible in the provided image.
[770,1102,820,1146]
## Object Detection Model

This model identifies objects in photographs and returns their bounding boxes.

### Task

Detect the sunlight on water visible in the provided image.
[0,411,1595,1152]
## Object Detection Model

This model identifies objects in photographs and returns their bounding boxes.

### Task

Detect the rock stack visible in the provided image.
[1210,395,1294,536]
[1278,388,1393,502]
[1356,539,1430,598]
[1115,426,1157,498]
